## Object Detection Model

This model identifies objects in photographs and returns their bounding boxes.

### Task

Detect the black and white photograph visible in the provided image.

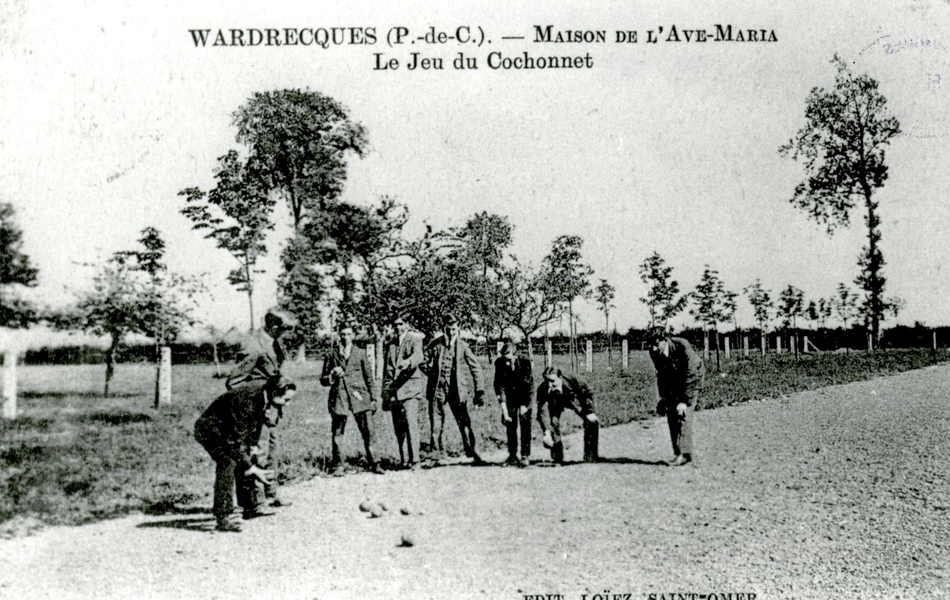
[1,1,948,598]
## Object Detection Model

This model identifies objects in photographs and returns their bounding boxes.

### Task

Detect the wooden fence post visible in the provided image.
[621,339,629,371]
[585,340,592,373]
[2,351,17,420]
[934,330,938,350]
[703,333,710,360]
[545,339,553,369]
[776,337,782,354]
[743,336,749,357]
[724,337,731,359]
[156,346,172,406]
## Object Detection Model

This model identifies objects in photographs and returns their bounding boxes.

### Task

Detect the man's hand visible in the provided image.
[585,413,600,424]
[542,430,554,449]
[331,366,344,378]
[244,464,274,484]
[676,402,687,417]
[500,402,511,424]
[397,359,410,371]
[370,400,378,413]
[473,390,485,407]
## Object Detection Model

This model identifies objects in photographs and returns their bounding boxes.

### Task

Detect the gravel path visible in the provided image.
[1,364,948,600]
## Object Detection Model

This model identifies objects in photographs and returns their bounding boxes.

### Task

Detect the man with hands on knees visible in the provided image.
[647,326,704,466]
[194,376,298,533]
[536,367,600,464]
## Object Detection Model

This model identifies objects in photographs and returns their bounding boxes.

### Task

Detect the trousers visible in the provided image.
[391,398,421,465]
[331,410,376,466]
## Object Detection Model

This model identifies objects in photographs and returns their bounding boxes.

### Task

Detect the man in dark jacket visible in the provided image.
[536,367,600,464]
[647,327,705,466]
[493,341,534,467]
[226,308,297,509]
[194,377,297,532]
[320,323,382,473]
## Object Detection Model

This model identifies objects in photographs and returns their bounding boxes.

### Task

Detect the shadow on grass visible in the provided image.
[79,411,153,425]
[143,497,207,516]
[20,391,139,400]
[136,516,216,533]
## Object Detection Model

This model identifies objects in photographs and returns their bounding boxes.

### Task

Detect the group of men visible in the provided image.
[194,308,705,533]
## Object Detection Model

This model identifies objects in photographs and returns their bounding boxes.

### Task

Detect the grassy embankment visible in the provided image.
[1,348,944,530]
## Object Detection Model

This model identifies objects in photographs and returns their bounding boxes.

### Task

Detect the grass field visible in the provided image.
[1,348,945,530]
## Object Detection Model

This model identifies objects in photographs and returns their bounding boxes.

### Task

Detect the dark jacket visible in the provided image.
[536,372,595,418]
[493,355,534,406]
[649,337,705,408]
[194,386,267,471]
[320,344,379,416]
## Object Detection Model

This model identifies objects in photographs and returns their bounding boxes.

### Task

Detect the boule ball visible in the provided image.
[399,532,415,547]
[370,504,385,518]
[359,500,373,513]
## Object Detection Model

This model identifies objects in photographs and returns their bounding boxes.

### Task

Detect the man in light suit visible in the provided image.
[320,323,383,474]
[423,314,486,463]
[382,315,426,469]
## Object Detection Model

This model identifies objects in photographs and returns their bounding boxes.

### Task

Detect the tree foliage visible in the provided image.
[777,285,805,329]
[0,202,39,328]
[232,89,368,228]
[779,55,901,346]
[743,279,774,333]
[638,251,687,328]
[180,150,275,330]
[71,228,205,396]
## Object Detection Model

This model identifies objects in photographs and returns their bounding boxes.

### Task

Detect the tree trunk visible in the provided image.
[104,331,121,398]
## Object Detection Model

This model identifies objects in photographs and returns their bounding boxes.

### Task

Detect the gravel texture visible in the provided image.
[0,365,947,600]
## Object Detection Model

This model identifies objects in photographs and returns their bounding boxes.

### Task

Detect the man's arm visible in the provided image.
[319,354,336,388]
[361,349,380,405]
[461,342,485,404]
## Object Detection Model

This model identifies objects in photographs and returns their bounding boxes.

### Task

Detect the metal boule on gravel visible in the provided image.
[359,500,373,513]
[369,505,385,518]
[399,532,415,547]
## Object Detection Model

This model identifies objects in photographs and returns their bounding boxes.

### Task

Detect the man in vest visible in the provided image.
[536,367,600,464]
[423,315,486,464]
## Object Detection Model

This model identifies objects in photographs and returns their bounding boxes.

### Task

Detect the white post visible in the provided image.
[157,346,172,406]
[803,335,810,353]
[545,339,553,369]
[2,351,17,420]
[703,332,710,360]
[585,340,593,373]
[934,331,938,350]
[621,339,629,370]
[867,333,873,351]
[743,336,749,357]
[776,337,782,354]
[791,335,797,357]
[297,345,306,364]
[761,334,766,356]
[724,337,731,359]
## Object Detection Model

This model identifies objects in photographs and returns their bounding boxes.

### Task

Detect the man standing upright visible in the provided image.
[423,315,486,464]
[382,315,426,469]
[320,323,383,474]
[647,327,705,466]
[226,307,298,513]
[493,341,534,467]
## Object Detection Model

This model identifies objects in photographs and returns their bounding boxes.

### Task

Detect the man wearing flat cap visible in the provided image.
[647,326,704,466]
[227,307,298,512]
[536,367,600,464]
[382,314,426,469]
[423,314,486,464]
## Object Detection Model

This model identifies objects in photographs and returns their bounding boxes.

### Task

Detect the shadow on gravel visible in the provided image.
[136,517,216,533]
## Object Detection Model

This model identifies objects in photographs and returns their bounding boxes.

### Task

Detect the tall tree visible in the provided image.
[689,265,732,367]
[537,235,593,371]
[779,55,901,348]
[744,279,774,350]
[0,202,38,328]
[777,285,805,330]
[833,283,860,329]
[71,228,204,397]
[497,259,562,361]
[594,279,616,369]
[886,296,907,326]
[180,150,275,330]
[638,251,688,328]
[232,89,368,229]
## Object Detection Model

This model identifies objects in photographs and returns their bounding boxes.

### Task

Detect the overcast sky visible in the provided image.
[2,0,948,344]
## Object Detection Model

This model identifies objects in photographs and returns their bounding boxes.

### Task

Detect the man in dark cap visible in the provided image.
[493,341,534,467]
[646,326,704,466]
[195,377,297,532]
[227,307,298,510]
[423,314,486,464]
[536,367,600,464]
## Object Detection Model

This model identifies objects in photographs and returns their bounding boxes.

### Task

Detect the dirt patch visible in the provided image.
[1,365,948,599]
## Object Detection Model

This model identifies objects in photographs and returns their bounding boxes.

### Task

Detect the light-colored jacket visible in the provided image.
[382,331,426,408]
[320,344,379,416]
